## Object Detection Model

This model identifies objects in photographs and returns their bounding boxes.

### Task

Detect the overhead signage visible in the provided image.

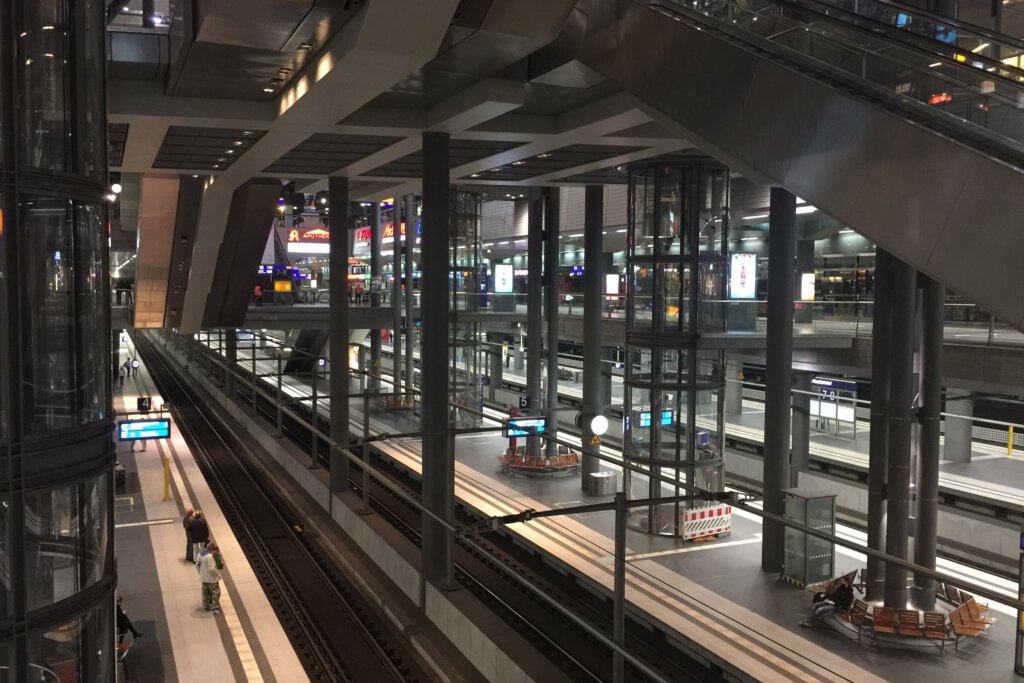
[117,418,170,441]
[811,377,858,393]
[729,253,756,299]
[495,264,514,293]
[354,220,421,242]
[288,227,330,242]
[570,265,584,277]
[505,417,546,438]
[137,397,151,413]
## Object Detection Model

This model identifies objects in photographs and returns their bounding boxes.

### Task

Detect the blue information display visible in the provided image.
[638,410,674,428]
[118,419,171,441]
[505,417,546,438]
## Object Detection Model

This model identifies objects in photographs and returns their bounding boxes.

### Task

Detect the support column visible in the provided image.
[761,187,796,573]
[369,202,382,393]
[544,187,560,459]
[794,239,815,324]
[790,371,812,487]
[912,274,943,609]
[884,257,917,608]
[404,194,415,391]
[420,132,452,582]
[488,333,503,402]
[601,347,615,406]
[329,176,350,492]
[867,248,893,600]
[392,200,403,392]
[526,187,544,454]
[725,359,743,416]
[225,329,237,398]
[582,185,605,481]
[944,389,974,463]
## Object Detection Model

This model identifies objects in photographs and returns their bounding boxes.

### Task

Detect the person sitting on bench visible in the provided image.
[801,577,854,627]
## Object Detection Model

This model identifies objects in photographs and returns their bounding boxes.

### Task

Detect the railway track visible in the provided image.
[136,333,431,683]
[157,332,715,682]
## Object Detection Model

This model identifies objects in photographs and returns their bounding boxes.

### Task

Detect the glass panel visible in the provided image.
[27,602,112,683]
[656,168,682,256]
[24,474,109,610]
[76,202,108,424]
[21,197,76,432]
[628,263,654,330]
[81,0,106,181]
[17,0,70,171]
[698,167,727,254]
[698,260,727,333]
[657,263,691,332]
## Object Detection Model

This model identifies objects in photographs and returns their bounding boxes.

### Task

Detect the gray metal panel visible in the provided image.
[578,0,1024,330]
[201,179,282,327]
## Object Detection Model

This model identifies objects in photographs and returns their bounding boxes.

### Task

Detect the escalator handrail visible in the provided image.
[782,0,1024,82]
[646,0,1024,170]
[870,0,1024,53]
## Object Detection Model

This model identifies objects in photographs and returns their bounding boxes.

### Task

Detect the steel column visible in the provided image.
[369,202,382,393]
[790,371,811,487]
[884,257,917,608]
[225,329,237,398]
[392,198,403,392]
[526,187,544,454]
[420,132,453,582]
[544,187,560,459]
[404,195,416,392]
[582,185,605,482]
[867,248,893,599]
[912,274,943,609]
[761,187,796,573]
[329,176,350,492]
[944,389,973,463]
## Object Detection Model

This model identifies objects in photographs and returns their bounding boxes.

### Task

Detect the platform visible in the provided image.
[183,335,1024,682]
[113,336,308,683]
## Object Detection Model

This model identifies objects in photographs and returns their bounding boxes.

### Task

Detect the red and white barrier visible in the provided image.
[682,503,732,540]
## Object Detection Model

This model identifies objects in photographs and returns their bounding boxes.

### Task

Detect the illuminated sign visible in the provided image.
[730,253,756,299]
[504,417,546,438]
[811,377,858,393]
[928,92,953,105]
[494,264,514,293]
[117,419,170,441]
[274,280,293,292]
[288,227,330,242]
[800,272,815,301]
[354,221,421,242]
[638,410,673,428]
[570,265,584,277]
[605,273,619,295]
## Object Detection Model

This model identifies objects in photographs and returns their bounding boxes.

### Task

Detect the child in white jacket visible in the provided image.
[196,543,224,613]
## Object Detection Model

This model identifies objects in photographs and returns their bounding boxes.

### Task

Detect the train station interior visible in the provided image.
[5,0,1024,680]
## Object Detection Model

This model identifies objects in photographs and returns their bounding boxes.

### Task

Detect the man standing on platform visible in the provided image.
[195,543,224,614]
[189,509,210,559]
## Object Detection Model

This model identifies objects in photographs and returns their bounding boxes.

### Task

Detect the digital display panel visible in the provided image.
[494,264,514,293]
[505,417,546,437]
[605,273,620,295]
[118,419,170,441]
[800,272,816,301]
[638,410,674,428]
[729,253,756,299]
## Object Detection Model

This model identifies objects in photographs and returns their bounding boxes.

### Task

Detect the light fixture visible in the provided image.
[537,153,551,159]
[512,160,525,166]
[111,183,122,194]
[226,150,234,154]
[741,213,768,221]
[263,87,274,93]
[469,173,480,178]
[233,141,243,146]
[242,130,253,136]
[795,205,817,214]
[839,228,855,234]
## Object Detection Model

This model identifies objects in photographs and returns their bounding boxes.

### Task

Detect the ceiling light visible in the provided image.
[796,197,806,204]
[929,62,942,68]
[263,87,274,93]
[795,205,817,214]
[110,183,122,194]
[233,140,242,146]
[512,160,525,166]
[616,228,626,233]
[217,157,227,162]
[469,173,480,178]
[740,236,760,241]
[212,164,220,169]
[42,25,54,30]
[537,153,551,159]
[742,213,768,220]
[242,130,253,136]
[298,41,315,51]
[839,228,855,234]
[226,150,234,154]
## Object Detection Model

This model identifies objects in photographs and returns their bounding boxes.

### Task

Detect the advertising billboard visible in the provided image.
[729,253,756,299]
[494,264,514,293]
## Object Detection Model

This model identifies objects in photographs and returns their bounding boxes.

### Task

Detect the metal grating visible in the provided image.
[152,126,266,171]
[461,144,644,182]
[108,123,129,167]
[264,133,403,175]
[366,139,523,178]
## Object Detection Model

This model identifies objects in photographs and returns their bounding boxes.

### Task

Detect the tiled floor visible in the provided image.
[113,337,308,683]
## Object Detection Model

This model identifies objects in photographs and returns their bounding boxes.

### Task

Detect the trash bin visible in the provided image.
[589,471,616,496]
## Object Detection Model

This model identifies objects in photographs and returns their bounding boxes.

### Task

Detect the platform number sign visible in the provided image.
[518,396,531,410]
[137,396,152,413]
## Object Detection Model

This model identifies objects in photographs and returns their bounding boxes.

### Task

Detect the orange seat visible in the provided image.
[922,611,949,651]
[964,598,995,624]
[871,606,898,640]
[896,609,924,637]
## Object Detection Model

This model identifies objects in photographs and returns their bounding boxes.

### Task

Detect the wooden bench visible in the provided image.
[497,446,582,476]
[870,606,898,644]
[896,609,924,638]
[964,598,995,625]
[923,611,950,653]
[836,598,870,642]
[949,608,986,649]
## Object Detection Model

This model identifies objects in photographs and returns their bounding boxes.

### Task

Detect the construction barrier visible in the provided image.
[682,503,732,540]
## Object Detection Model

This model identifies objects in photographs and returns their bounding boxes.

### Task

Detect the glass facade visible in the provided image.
[450,191,484,427]
[624,159,730,536]
[1,0,115,680]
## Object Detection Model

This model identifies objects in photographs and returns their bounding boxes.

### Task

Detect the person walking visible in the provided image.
[253,283,263,307]
[118,365,125,388]
[188,509,210,559]
[183,508,196,562]
[116,596,143,642]
[196,543,224,613]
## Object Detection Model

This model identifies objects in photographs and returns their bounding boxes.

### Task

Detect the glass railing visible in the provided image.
[653,0,1024,163]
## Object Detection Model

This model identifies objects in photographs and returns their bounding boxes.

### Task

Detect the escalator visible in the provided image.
[576,0,1024,328]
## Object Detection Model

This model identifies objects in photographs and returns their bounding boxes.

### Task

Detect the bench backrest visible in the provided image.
[944,584,962,605]
[964,598,984,620]
[923,611,946,630]
[950,608,963,626]
[897,609,921,628]
[873,606,896,627]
